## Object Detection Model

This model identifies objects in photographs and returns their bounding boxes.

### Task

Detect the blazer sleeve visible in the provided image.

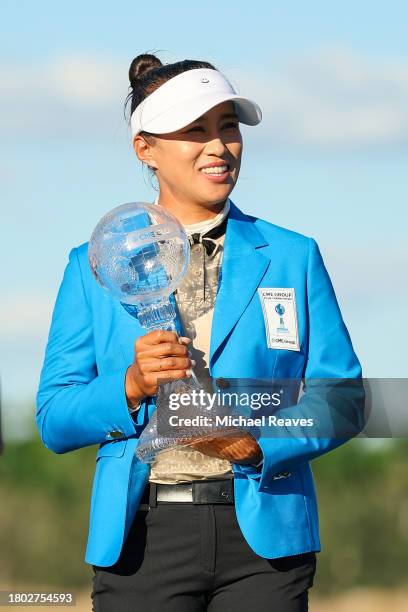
[234,237,364,489]
[36,247,139,454]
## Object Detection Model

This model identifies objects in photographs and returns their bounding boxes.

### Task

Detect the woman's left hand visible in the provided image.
[187,432,263,465]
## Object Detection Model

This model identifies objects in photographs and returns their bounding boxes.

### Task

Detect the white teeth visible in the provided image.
[200,165,228,174]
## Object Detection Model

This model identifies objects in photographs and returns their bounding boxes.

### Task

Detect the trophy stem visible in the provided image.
[136,298,177,331]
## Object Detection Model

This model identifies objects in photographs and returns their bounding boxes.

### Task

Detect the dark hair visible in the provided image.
[124,52,217,131]
[124,52,217,185]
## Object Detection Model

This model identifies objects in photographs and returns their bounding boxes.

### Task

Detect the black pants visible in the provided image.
[91,501,317,611]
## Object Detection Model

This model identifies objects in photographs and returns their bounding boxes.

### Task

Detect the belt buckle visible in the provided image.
[192,478,234,504]
[155,483,193,503]
[146,479,235,507]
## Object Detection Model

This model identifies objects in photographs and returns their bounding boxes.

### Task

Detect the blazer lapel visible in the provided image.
[209,200,270,370]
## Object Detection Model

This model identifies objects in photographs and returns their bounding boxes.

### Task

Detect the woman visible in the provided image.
[36,54,362,611]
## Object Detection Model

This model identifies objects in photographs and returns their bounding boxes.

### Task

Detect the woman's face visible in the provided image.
[134,100,243,208]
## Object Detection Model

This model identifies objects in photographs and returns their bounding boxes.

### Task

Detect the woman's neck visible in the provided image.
[153,193,227,225]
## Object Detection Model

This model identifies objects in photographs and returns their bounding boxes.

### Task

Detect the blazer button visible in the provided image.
[215,377,230,389]
[106,430,124,440]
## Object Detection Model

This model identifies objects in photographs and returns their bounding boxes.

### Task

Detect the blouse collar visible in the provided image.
[153,195,230,235]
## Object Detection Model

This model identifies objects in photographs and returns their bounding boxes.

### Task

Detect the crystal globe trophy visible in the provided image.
[88,202,239,462]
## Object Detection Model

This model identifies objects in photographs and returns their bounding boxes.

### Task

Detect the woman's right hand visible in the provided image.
[125,329,194,407]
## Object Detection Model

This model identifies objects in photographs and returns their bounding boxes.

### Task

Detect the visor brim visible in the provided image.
[138,92,262,136]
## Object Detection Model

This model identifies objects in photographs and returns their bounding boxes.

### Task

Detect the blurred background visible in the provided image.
[1,1,407,609]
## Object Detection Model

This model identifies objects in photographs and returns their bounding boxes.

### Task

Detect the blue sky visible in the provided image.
[1,1,407,438]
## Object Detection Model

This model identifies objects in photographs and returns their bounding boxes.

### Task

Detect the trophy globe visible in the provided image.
[88,201,190,330]
[88,202,231,462]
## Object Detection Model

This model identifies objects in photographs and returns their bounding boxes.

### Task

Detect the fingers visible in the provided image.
[135,330,192,361]
[137,329,191,348]
[187,441,221,458]
[138,342,191,359]
[138,356,194,374]
[187,434,260,462]
[127,330,194,400]
[144,329,179,345]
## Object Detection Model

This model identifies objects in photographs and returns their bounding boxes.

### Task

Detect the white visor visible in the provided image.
[130,68,262,139]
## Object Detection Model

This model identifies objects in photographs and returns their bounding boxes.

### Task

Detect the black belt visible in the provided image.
[138,478,235,510]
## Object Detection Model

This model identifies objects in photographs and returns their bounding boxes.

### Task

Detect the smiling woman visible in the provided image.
[126,56,253,224]
[134,101,242,208]
[36,51,362,612]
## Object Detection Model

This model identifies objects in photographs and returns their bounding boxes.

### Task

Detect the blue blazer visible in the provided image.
[36,199,362,567]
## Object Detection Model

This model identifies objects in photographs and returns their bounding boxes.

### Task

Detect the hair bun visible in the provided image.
[129,53,163,89]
